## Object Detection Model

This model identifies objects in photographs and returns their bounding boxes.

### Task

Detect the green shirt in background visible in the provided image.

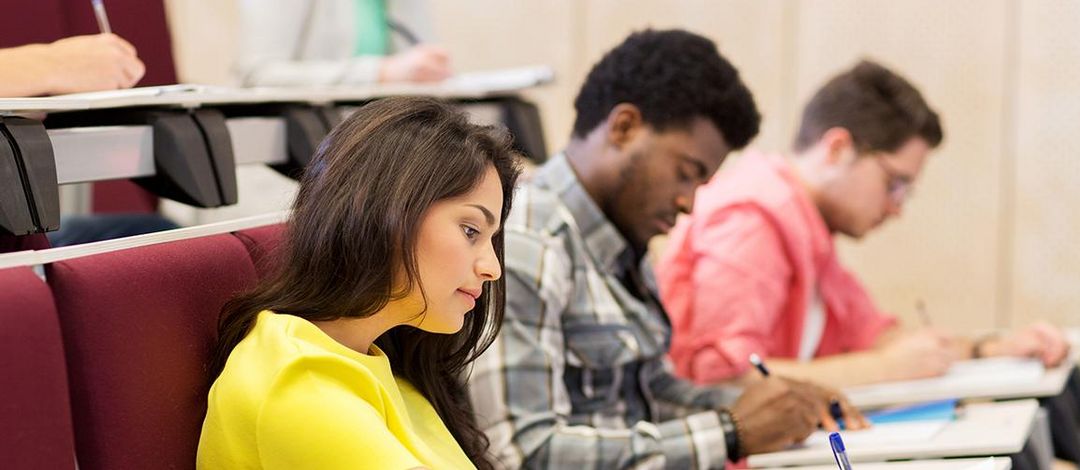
[353,0,390,56]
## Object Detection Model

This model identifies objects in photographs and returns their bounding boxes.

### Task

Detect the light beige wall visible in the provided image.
[166,1,1080,331]
[164,0,240,86]
[796,0,1011,332]
[1011,2,1080,329]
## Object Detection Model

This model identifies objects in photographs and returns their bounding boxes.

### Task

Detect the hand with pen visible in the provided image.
[876,328,957,381]
[727,376,824,455]
[42,34,146,93]
[0,33,145,97]
[729,355,869,456]
[784,379,870,432]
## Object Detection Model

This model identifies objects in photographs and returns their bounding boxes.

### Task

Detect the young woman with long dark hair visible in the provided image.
[198,96,519,469]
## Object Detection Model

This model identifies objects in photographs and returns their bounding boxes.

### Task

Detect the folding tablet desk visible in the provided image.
[748,400,1037,468]
[779,457,1009,470]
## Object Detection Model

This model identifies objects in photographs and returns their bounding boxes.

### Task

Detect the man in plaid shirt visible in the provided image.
[468,29,861,469]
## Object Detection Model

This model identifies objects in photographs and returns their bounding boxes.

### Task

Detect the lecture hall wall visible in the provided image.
[164,0,1080,334]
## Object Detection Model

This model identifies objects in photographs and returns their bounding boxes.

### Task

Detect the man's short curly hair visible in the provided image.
[571,29,761,149]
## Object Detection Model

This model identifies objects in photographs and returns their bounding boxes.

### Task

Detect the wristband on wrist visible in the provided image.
[718,407,744,462]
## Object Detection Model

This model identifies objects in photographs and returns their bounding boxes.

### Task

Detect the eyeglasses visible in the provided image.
[873,156,915,205]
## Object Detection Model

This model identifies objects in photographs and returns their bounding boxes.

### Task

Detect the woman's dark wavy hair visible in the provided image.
[209,96,520,469]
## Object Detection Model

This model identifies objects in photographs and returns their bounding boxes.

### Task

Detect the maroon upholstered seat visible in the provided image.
[0,266,77,469]
[46,234,257,470]
[233,224,286,279]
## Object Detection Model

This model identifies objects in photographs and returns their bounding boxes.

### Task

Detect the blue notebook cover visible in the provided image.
[865,398,958,424]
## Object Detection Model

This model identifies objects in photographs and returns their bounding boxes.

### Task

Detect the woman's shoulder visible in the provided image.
[216,312,394,410]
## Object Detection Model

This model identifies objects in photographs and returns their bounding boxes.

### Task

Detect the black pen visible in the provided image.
[749,353,844,424]
[749,353,770,376]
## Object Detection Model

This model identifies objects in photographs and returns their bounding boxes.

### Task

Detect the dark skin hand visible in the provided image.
[729,377,870,455]
[729,376,819,454]
[783,378,870,432]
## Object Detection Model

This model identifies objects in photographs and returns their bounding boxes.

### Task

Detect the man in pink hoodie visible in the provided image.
[656,60,1070,390]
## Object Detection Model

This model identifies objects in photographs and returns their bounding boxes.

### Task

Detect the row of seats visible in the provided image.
[0,223,283,470]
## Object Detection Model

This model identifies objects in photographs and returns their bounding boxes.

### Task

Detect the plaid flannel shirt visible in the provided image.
[469,154,739,469]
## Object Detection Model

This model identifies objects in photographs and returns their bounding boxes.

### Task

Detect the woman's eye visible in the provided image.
[463,226,480,240]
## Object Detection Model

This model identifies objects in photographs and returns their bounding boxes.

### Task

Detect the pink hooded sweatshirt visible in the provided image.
[657,151,896,384]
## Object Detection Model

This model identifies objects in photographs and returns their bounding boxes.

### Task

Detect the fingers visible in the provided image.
[121,57,146,87]
[411,46,452,81]
[819,405,839,432]
[1013,333,1043,358]
[417,60,451,81]
[788,379,871,433]
[793,396,821,441]
[1030,323,1070,366]
[102,34,143,86]
[795,382,838,432]
[770,390,817,444]
[929,348,955,375]
[733,377,821,454]
[413,64,448,82]
[100,33,138,57]
[423,45,450,65]
[789,384,824,437]
[382,47,452,83]
[1048,338,1070,366]
[837,396,871,430]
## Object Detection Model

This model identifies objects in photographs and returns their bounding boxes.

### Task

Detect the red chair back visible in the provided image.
[47,234,257,469]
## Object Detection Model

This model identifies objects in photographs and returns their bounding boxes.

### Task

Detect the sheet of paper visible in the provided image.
[846,357,1044,399]
[49,84,220,101]
[800,419,949,449]
[1,84,231,112]
[445,65,555,91]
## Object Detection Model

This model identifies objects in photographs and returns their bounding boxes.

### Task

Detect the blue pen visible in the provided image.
[749,354,845,424]
[91,0,112,34]
[829,432,854,470]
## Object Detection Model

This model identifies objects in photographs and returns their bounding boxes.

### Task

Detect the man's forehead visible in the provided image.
[657,119,730,157]
[886,137,932,171]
